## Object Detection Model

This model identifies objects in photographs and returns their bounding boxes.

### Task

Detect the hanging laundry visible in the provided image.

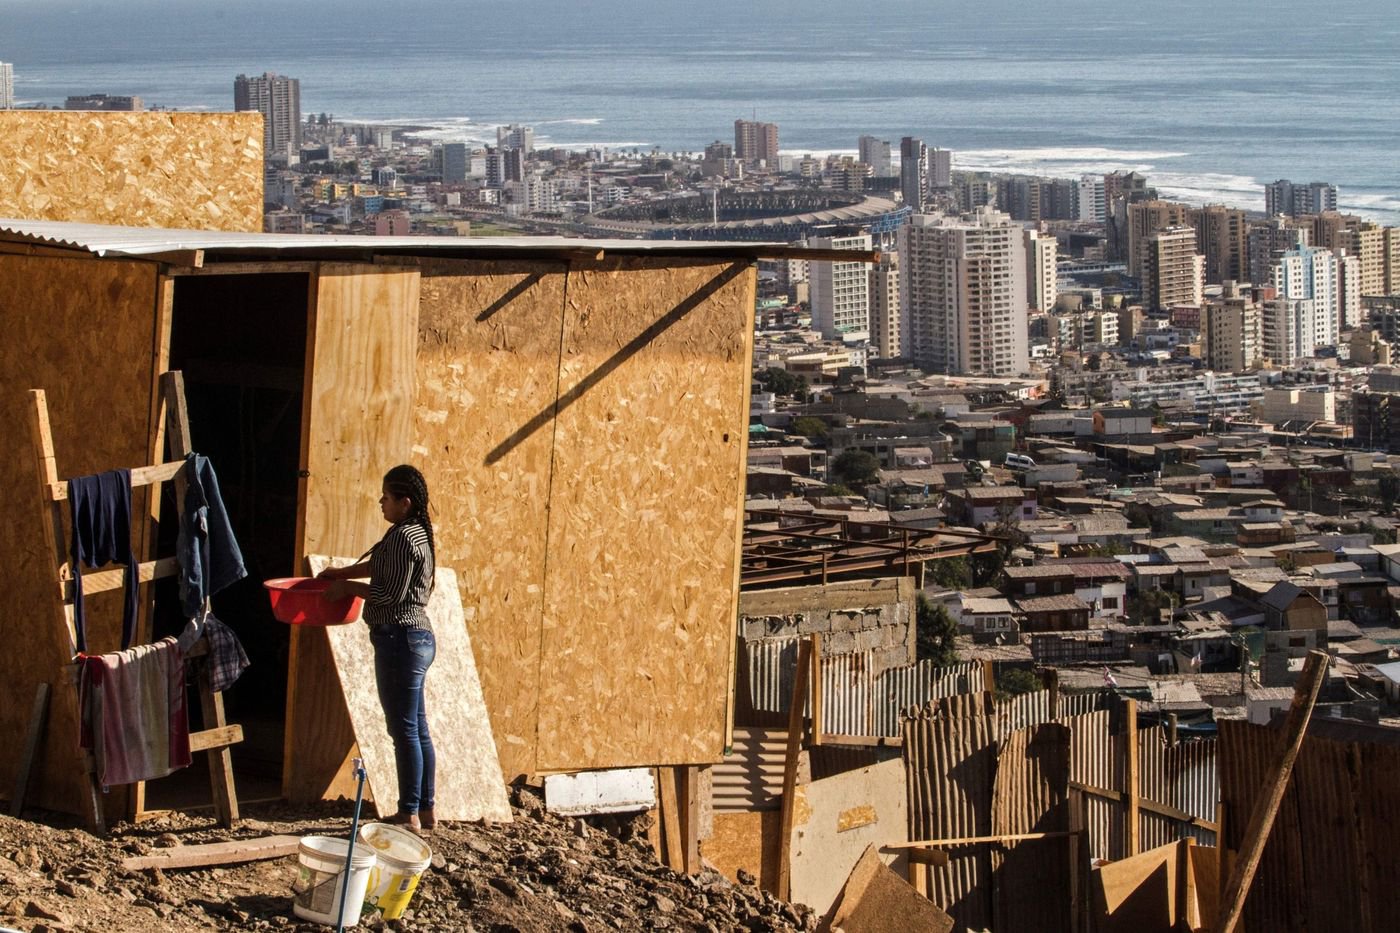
[177,453,248,619]
[68,469,138,652]
[178,610,251,693]
[77,637,191,787]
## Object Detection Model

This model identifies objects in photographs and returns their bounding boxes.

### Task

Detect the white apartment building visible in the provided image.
[898,207,1029,376]
[1260,298,1318,366]
[1025,229,1058,312]
[1145,227,1204,311]
[1271,244,1353,347]
[858,135,892,177]
[1075,175,1106,223]
[1112,371,1264,415]
[1256,387,1336,424]
[809,233,873,344]
[234,72,302,159]
[0,63,12,110]
[868,252,902,359]
[497,124,534,153]
[929,148,953,188]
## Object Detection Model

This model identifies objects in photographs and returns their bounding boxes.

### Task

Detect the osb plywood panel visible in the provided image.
[412,259,568,781]
[703,810,782,893]
[0,254,159,814]
[1091,840,1182,933]
[0,112,264,231]
[538,259,755,770]
[788,757,908,917]
[287,264,419,802]
[309,556,512,823]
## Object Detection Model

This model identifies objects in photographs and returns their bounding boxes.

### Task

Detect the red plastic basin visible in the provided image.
[264,577,364,626]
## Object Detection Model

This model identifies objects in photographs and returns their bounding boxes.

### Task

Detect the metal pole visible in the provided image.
[336,757,368,933]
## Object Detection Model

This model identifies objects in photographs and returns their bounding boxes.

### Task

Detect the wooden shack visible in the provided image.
[0,218,851,821]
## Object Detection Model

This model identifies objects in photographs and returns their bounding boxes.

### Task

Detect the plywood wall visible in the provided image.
[538,258,753,770]
[413,259,567,781]
[0,112,264,231]
[411,257,755,780]
[0,253,160,813]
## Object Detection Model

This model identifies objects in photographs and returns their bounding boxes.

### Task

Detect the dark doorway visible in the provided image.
[146,272,310,809]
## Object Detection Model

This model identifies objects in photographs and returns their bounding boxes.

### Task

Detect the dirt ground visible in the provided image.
[0,789,813,933]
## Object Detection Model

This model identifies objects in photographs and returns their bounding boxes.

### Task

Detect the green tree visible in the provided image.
[789,416,829,439]
[830,450,881,488]
[995,668,1043,700]
[916,593,959,665]
[756,367,808,399]
[929,555,972,589]
[1127,589,1175,626]
[1379,472,1400,513]
[821,483,854,497]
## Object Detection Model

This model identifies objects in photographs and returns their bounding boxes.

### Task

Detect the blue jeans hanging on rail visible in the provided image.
[370,625,436,815]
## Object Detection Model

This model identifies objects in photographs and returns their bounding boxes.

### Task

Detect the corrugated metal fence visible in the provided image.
[743,637,984,736]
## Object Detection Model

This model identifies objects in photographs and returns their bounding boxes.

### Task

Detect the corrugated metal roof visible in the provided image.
[0,216,793,260]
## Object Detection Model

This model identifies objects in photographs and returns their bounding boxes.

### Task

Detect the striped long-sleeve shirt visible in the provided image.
[365,522,434,629]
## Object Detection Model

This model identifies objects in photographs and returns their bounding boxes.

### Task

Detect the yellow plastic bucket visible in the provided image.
[358,823,433,920]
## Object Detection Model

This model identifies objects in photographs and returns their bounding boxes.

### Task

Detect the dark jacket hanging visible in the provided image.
[69,469,138,652]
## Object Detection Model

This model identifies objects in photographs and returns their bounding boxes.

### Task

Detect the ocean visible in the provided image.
[6,0,1399,221]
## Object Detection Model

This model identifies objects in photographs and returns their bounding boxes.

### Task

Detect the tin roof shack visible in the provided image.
[944,485,1037,528]
[1002,564,1076,599]
[1041,557,1131,619]
[0,217,855,818]
[1013,593,1091,632]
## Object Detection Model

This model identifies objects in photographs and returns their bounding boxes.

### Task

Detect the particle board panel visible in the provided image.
[412,259,568,781]
[308,557,512,824]
[825,845,955,933]
[537,258,755,770]
[286,264,419,802]
[0,253,161,815]
[1091,840,1182,933]
[0,112,264,231]
[788,757,909,918]
[703,810,783,894]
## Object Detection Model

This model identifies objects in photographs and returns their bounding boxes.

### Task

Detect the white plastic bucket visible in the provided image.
[291,835,377,928]
[359,822,433,920]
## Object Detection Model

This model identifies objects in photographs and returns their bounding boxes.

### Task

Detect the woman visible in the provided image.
[320,464,437,834]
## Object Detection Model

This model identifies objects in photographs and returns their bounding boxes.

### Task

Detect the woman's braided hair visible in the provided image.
[383,464,436,566]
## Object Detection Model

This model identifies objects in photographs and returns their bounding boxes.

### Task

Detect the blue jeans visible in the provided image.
[370,626,436,815]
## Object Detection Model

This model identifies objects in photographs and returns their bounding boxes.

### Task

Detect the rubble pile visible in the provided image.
[0,788,814,932]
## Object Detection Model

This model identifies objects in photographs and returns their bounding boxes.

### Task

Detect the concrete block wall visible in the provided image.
[738,577,917,674]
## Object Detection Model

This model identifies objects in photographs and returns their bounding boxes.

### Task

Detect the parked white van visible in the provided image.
[1004,452,1036,470]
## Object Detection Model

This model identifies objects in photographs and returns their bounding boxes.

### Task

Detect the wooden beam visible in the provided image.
[47,460,186,501]
[678,765,701,875]
[1068,781,1218,832]
[9,683,51,817]
[776,636,813,901]
[751,246,882,264]
[820,734,905,748]
[119,835,302,871]
[1125,697,1140,857]
[58,555,179,598]
[885,831,1077,849]
[166,260,318,277]
[657,767,683,871]
[1040,668,1060,719]
[809,634,823,746]
[30,389,103,833]
[907,847,952,867]
[188,724,245,754]
[982,659,997,698]
[1214,650,1328,933]
[1181,837,1198,930]
[147,249,204,269]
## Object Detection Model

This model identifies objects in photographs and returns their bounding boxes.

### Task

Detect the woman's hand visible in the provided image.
[323,580,349,601]
[317,566,345,581]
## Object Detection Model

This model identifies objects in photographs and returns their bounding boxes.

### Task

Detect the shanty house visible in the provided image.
[0,215,842,821]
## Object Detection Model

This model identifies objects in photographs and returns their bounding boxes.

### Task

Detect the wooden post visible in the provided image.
[810,634,824,746]
[162,371,239,829]
[1214,650,1328,933]
[677,765,701,875]
[29,390,104,834]
[776,637,812,901]
[658,767,683,871]
[1040,667,1060,719]
[1125,698,1139,857]
[1168,712,1179,745]
[9,683,51,818]
[1181,837,1198,930]
[982,658,997,698]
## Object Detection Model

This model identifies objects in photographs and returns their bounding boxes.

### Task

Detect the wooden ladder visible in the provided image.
[26,370,243,833]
